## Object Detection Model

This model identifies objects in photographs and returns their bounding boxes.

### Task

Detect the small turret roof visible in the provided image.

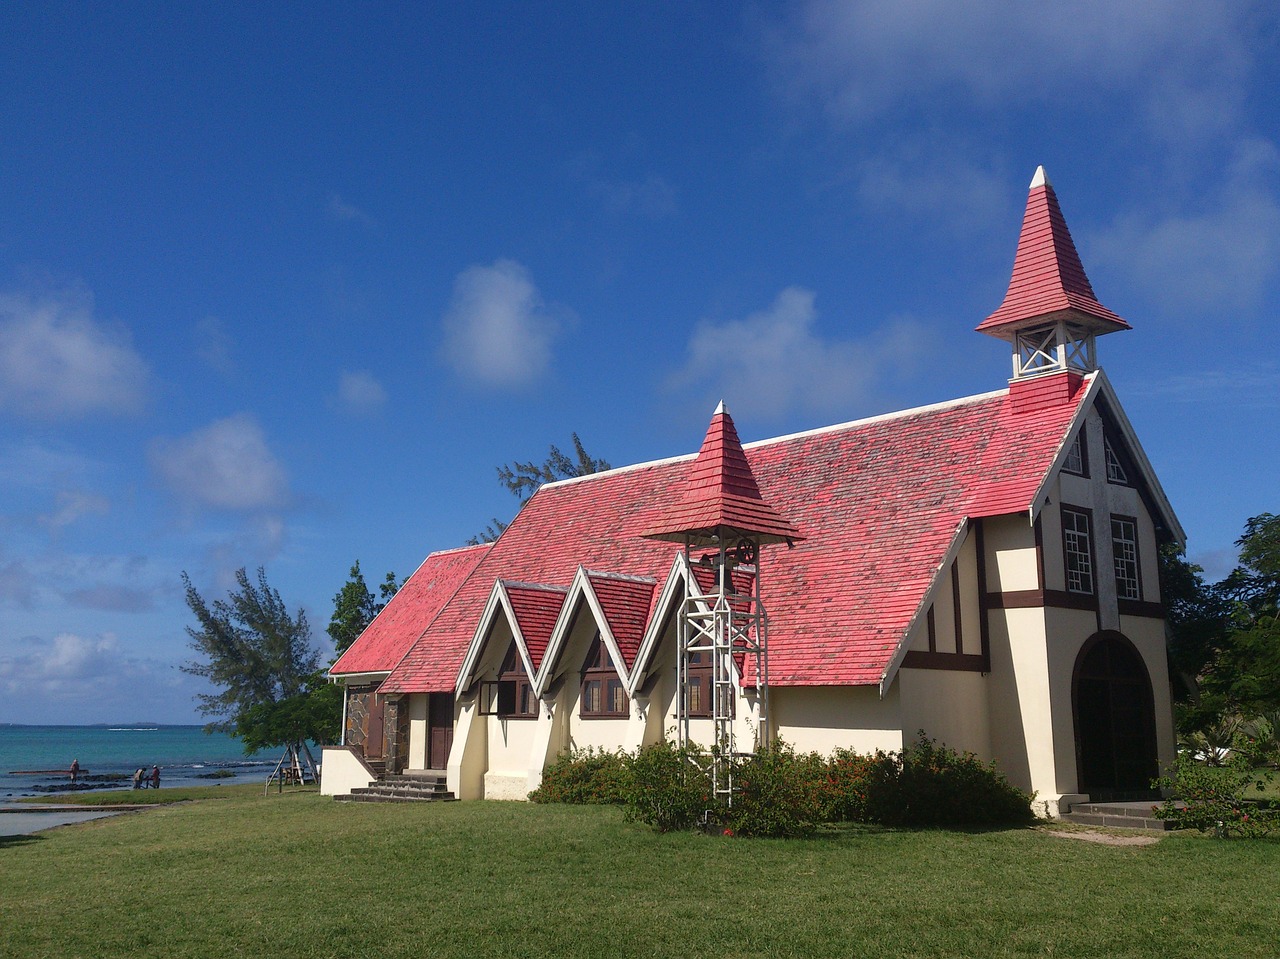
[641,402,803,546]
[977,166,1129,338]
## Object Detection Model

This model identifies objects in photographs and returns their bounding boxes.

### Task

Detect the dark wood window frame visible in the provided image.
[581,634,629,719]
[1103,435,1130,485]
[684,648,713,718]
[1062,505,1095,596]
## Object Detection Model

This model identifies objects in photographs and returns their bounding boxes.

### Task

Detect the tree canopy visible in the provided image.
[1164,513,1280,731]
[470,433,610,544]
[181,567,326,749]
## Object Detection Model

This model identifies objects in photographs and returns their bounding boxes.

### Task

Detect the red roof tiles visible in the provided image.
[503,583,566,672]
[977,168,1129,338]
[586,572,657,670]
[329,543,490,676]
[643,403,802,545]
[378,378,1092,695]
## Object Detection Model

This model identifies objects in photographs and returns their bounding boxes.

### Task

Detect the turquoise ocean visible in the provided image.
[0,724,275,799]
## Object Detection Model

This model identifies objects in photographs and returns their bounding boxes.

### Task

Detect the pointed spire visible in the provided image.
[977,166,1129,339]
[642,404,802,546]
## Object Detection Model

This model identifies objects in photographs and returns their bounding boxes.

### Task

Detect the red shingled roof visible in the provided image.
[379,378,1092,695]
[977,168,1129,337]
[586,572,657,670]
[504,583,566,672]
[329,543,490,676]
[644,402,802,545]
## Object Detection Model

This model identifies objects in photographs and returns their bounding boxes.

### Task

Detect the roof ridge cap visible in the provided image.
[584,570,660,585]
[500,580,569,593]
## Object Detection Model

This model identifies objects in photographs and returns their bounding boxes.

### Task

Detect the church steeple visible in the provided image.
[978,166,1129,381]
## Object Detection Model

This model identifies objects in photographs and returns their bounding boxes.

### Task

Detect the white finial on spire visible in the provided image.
[1030,165,1051,190]
[714,399,729,415]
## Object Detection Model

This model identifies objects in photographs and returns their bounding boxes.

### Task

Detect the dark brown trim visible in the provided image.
[902,650,987,672]
[974,520,991,671]
[951,558,964,655]
[986,588,1099,612]
[1117,599,1165,619]
[926,605,936,653]
[1033,515,1046,591]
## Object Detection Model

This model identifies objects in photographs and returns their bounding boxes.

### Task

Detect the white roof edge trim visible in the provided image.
[627,553,690,696]
[541,388,1011,492]
[532,566,594,696]
[499,580,569,593]
[326,670,390,684]
[454,582,520,696]
[879,518,972,697]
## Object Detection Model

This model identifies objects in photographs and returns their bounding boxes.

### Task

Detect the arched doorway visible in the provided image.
[1072,633,1158,798]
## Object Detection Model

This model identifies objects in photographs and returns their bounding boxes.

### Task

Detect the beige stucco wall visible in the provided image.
[772,684,904,755]
[899,669,992,757]
[318,746,375,796]
[406,693,428,770]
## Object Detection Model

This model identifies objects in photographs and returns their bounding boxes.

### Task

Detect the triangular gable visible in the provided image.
[329,543,490,677]
[454,580,565,694]
[532,566,651,696]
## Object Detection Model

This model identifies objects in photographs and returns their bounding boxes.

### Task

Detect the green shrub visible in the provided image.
[860,737,1035,828]
[528,747,629,805]
[819,748,876,823]
[725,742,826,838]
[1154,752,1280,838]
[622,740,714,833]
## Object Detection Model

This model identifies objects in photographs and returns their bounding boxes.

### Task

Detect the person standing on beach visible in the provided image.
[132,767,145,789]
[150,765,160,789]
[69,759,80,784]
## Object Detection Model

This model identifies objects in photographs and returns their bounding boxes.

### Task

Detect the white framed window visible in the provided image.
[1062,507,1094,595]
[1104,436,1128,484]
[1062,434,1086,476]
[1111,516,1140,601]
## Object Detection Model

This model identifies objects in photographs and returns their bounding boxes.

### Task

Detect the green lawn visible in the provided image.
[3,794,1278,959]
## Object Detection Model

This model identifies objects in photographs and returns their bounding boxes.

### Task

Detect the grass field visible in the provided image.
[3,791,1278,959]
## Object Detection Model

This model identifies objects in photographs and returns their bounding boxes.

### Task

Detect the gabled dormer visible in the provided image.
[978,167,1129,402]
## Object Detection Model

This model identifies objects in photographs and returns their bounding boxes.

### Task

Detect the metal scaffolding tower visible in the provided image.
[676,536,769,803]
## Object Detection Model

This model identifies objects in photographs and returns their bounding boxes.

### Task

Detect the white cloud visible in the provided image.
[195,316,234,374]
[441,259,562,387]
[337,369,388,413]
[765,0,1256,140]
[39,489,111,532]
[1091,140,1280,315]
[0,632,120,696]
[0,291,149,419]
[590,174,679,220]
[328,193,376,227]
[150,413,289,511]
[667,287,921,420]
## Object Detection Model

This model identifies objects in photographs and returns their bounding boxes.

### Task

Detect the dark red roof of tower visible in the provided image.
[642,402,803,545]
[977,167,1129,338]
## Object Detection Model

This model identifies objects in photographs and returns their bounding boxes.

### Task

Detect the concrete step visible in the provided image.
[1061,800,1178,831]
[335,792,457,804]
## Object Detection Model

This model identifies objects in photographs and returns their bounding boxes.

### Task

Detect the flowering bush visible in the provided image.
[527,747,629,805]
[1153,752,1279,838]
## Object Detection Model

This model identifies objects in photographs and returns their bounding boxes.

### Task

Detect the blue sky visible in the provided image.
[2,2,1277,725]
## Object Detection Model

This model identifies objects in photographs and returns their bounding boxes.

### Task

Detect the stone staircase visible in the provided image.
[335,771,456,804]
[1060,799,1175,831]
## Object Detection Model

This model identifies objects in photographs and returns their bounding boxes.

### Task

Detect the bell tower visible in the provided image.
[977,166,1129,384]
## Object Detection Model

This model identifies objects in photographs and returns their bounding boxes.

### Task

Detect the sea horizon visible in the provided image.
[1,723,281,799]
